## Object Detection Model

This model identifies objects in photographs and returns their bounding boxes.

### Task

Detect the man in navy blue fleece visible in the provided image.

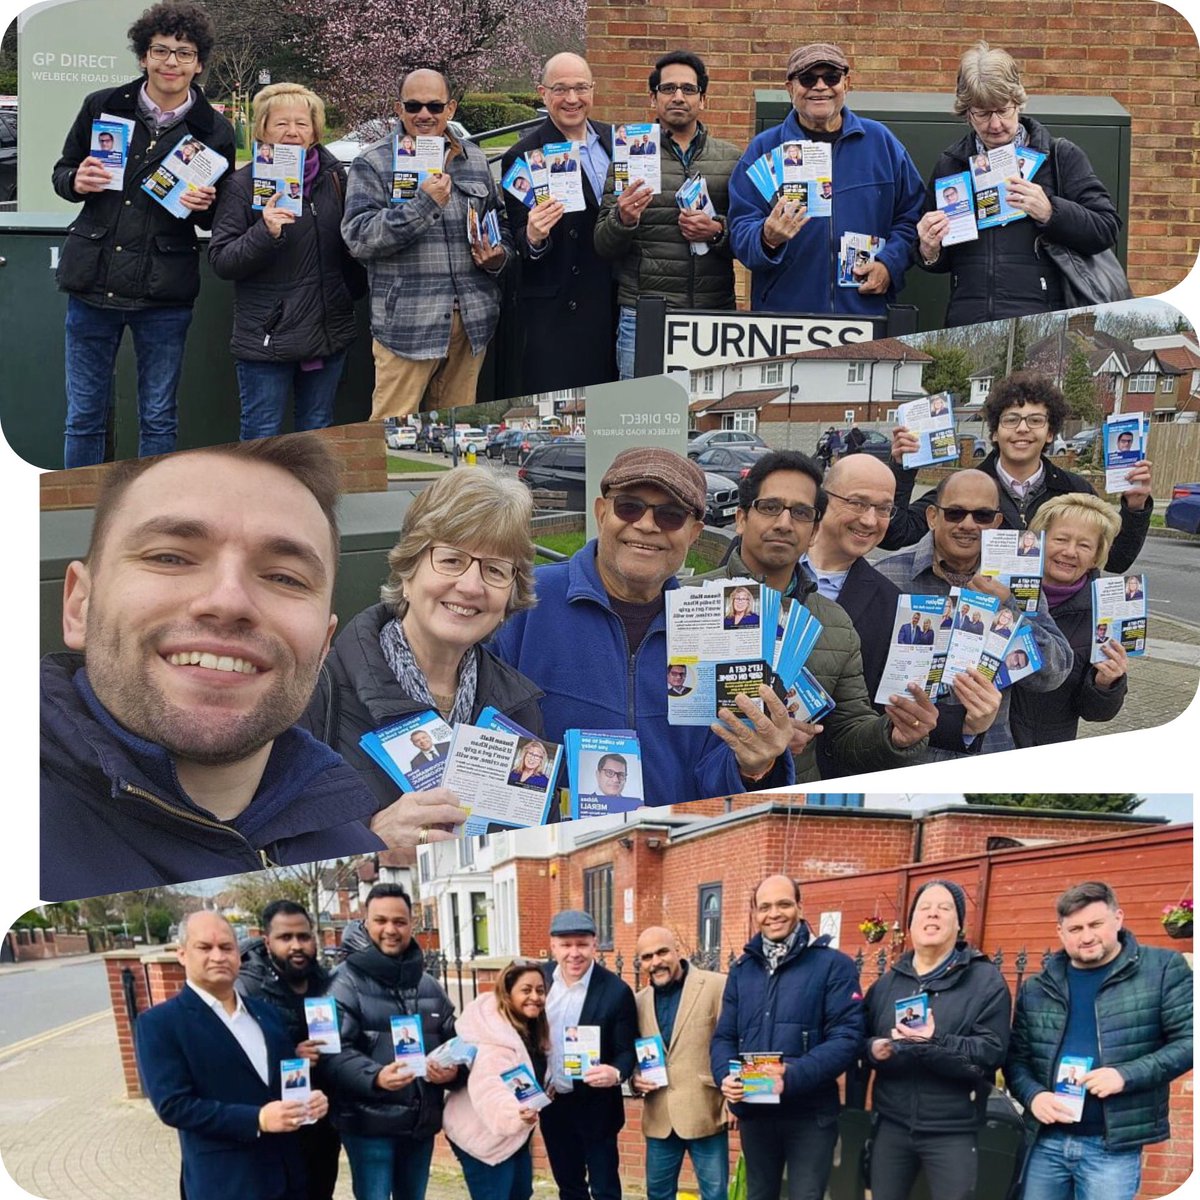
[727,42,923,316]
[491,446,794,806]
[711,875,865,1200]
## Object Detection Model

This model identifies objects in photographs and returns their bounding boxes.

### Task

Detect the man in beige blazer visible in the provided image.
[632,926,729,1200]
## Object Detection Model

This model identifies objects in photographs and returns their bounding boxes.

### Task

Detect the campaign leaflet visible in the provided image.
[542,141,586,212]
[359,709,455,794]
[746,151,781,204]
[1055,1055,1093,1121]
[939,587,1002,694]
[635,1035,668,1087]
[1103,413,1148,493]
[252,141,304,215]
[614,122,661,194]
[934,171,977,246]
[894,992,930,1032]
[1090,575,1148,664]
[427,1036,478,1070]
[141,135,229,218]
[502,157,538,208]
[91,114,134,190]
[391,1015,427,1077]
[788,667,836,723]
[777,140,832,217]
[981,528,1044,613]
[564,729,643,820]
[994,616,1044,689]
[501,1065,551,1111]
[874,595,947,704]
[838,232,886,287]
[898,392,957,469]
[972,142,1047,229]
[676,174,717,256]
[391,133,444,203]
[466,205,502,250]
[923,595,959,699]
[739,1053,783,1104]
[303,996,342,1054]
[772,597,824,691]
[564,1024,602,1078]
[280,1057,315,1122]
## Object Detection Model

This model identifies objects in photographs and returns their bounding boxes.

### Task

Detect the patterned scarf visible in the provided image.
[974,121,1029,158]
[762,926,800,975]
[379,616,479,726]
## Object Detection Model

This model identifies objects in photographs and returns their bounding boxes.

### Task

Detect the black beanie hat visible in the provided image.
[908,879,967,934]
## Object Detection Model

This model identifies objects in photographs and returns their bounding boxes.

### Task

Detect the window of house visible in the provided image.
[701,368,715,393]
[698,884,723,958]
[1161,375,1176,393]
[847,363,866,385]
[1128,374,1155,393]
[458,836,475,868]
[418,848,431,884]
[886,409,898,422]
[723,411,757,432]
[761,362,784,385]
[583,865,614,949]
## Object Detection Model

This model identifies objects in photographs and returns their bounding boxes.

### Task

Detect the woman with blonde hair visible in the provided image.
[723,585,760,629]
[1010,493,1128,746]
[210,82,365,437]
[507,740,550,789]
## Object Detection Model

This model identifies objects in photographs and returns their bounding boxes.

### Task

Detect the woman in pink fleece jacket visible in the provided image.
[443,958,551,1200]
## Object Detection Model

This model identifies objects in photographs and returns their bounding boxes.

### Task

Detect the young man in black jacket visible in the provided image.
[52,1,236,468]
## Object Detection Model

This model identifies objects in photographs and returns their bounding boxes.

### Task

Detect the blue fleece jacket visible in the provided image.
[728,106,924,315]
[41,654,384,901]
[490,541,794,806]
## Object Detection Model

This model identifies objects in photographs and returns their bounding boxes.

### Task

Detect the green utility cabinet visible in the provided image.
[753,90,1131,331]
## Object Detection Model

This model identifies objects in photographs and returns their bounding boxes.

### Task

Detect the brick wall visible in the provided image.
[586,0,1200,298]
[104,950,153,1100]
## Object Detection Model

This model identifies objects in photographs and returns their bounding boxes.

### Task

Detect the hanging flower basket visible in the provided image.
[1161,900,1192,940]
[859,916,889,944]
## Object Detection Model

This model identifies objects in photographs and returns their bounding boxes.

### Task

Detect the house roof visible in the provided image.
[504,406,539,419]
[1155,346,1200,372]
[788,337,933,363]
[698,388,787,413]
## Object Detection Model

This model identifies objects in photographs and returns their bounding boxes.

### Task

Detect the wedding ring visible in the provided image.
[418,827,429,845]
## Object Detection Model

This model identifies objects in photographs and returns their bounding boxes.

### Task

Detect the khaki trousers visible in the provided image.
[370,311,486,420]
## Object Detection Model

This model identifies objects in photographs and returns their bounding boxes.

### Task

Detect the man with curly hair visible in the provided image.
[52,1,236,468]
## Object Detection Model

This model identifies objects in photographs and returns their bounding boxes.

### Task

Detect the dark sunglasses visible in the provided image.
[789,69,846,88]
[610,494,694,531]
[402,99,448,114]
[932,504,1000,524]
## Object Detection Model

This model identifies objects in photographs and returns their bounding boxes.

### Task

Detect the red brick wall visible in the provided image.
[104,951,153,1100]
[919,810,1153,862]
[585,0,1200,297]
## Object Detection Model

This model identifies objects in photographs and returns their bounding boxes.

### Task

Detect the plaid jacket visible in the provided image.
[341,135,512,359]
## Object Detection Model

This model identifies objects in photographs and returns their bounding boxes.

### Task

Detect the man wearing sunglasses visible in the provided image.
[493,447,795,806]
[881,372,1152,573]
[342,68,512,421]
[726,42,923,317]
[594,50,742,379]
[874,469,1071,758]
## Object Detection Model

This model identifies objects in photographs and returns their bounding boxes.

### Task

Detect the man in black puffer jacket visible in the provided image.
[325,886,460,1199]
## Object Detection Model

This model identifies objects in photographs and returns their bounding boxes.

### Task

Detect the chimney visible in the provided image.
[1066,311,1097,339]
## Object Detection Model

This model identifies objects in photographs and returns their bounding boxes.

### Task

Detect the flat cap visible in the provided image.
[599,447,707,519]
[787,43,850,78]
[549,909,597,937]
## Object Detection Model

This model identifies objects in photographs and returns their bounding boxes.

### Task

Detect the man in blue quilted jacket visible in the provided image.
[1006,881,1193,1200]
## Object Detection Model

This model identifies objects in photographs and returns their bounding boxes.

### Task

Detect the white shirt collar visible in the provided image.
[187,979,246,1014]
[553,960,596,991]
[995,457,1044,498]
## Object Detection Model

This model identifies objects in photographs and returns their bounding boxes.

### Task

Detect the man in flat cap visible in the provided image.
[493,447,795,806]
[541,910,638,1200]
[727,42,923,317]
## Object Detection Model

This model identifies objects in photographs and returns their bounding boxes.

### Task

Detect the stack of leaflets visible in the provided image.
[514,143,586,212]
[614,122,661,194]
[303,997,341,1054]
[898,393,957,468]
[874,595,953,704]
[467,205,502,249]
[427,1036,478,1069]
[994,619,1044,689]
[838,233,885,286]
[635,1035,668,1086]
[970,142,1046,228]
[894,993,930,1032]
[981,528,1045,613]
[280,1057,315,1122]
[1103,414,1148,493]
[564,730,643,819]
[391,1015,427,1077]
[91,115,134,189]
[501,157,538,209]
[1091,574,1147,664]
[564,1025,601,1077]
[141,135,229,218]
[676,175,716,256]
[391,133,444,204]
[1054,1055,1092,1120]
[744,141,832,217]
[738,1053,783,1104]
[359,710,454,793]
[933,171,977,245]
[252,141,303,215]
[502,1065,552,1110]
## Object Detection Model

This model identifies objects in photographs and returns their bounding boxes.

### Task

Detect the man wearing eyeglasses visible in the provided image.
[727,42,923,317]
[52,1,236,469]
[342,68,512,420]
[882,372,1152,573]
[694,450,936,782]
[594,50,741,380]
[493,447,795,806]
[501,53,618,395]
[874,468,1071,758]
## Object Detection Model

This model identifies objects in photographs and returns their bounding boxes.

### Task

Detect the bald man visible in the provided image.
[134,912,326,1200]
[632,927,728,1200]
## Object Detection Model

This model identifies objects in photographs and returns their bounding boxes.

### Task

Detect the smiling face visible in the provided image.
[550,933,596,983]
[1058,899,1123,969]
[910,884,959,957]
[179,913,239,996]
[397,69,455,139]
[401,544,513,659]
[636,926,684,989]
[667,664,687,690]
[264,100,316,149]
[520,742,546,773]
[366,895,412,957]
[507,968,547,1020]
[138,33,204,108]
[595,754,627,796]
[787,63,849,133]
[539,52,594,139]
[62,454,338,769]
[265,910,317,982]
[754,875,800,942]
[731,587,753,614]
[410,729,434,753]
[594,484,702,604]
[1042,513,1103,586]
[926,471,1002,575]
[993,401,1054,473]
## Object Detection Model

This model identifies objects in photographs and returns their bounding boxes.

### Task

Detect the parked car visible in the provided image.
[693,445,773,479]
[1165,482,1200,535]
[486,428,521,459]
[815,427,892,463]
[503,429,552,466]
[326,117,472,164]
[384,423,418,450]
[686,429,768,459]
[1067,428,1100,456]
[444,427,487,455]
[416,424,447,453]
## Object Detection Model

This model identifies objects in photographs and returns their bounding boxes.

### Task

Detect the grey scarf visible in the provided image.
[974,121,1029,158]
[379,616,478,726]
[762,927,800,975]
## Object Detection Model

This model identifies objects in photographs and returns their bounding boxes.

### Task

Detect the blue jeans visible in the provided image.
[341,1133,434,1200]
[64,295,192,467]
[235,349,349,440]
[452,1138,533,1200]
[645,1130,729,1200]
[1021,1132,1142,1200]
[616,304,637,381]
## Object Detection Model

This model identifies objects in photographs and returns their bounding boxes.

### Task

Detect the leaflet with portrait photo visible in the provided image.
[898,392,957,468]
[358,709,454,794]
[391,1015,427,1077]
[252,141,304,215]
[501,1065,551,1110]
[981,528,1044,611]
[1090,575,1148,664]
[141,135,229,218]
[1103,413,1147,493]
[993,617,1044,689]
[502,157,539,208]
[564,1024,601,1078]
[615,122,661,194]
[972,142,1044,229]
[91,114,134,190]
[788,667,836,723]
[541,141,586,212]
[676,174,717,256]
[939,588,1002,692]
[280,1057,314,1121]
[934,171,977,246]
[635,1035,669,1087]
[874,595,948,704]
[838,232,886,287]
[778,140,832,217]
[923,594,959,699]
[894,992,930,1032]
[739,1052,782,1104]
[391,133,444,203]
[303,996,342,1054]
[441,723,561,833]
[565,729,644,820]
[1054,1055,1092,1121]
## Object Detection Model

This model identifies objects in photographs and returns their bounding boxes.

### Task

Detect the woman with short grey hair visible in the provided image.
[915,42,1120,326]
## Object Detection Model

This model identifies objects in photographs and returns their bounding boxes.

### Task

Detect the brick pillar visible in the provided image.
[104,950,152,1099]
[145,952,187,1004]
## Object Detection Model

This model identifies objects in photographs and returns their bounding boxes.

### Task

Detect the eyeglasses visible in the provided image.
[402,99,448,114]
[655,82,702,96]
[824,490,897,519]
[147,43,199,63]
[750,498,819,523]
[599,767,628,781]
[998,412,1049,430]
[428,546,517,587]
[610,495,695,532]
[789,69,846,88]
[543,83,595,97]
[932,505,1000,524]
[968,104,1017,122]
